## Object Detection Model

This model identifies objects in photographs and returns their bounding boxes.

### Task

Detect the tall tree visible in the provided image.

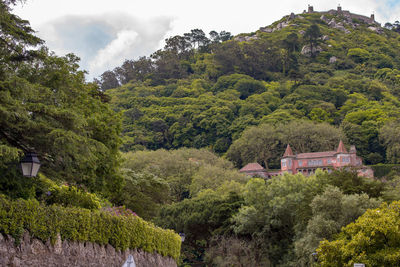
[0,1,123,197]
[303,24,322,57]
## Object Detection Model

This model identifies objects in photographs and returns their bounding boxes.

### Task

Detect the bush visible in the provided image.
[0,195,181,260]
[347,48,370,63]
[317,201,400,266]
[35,175,105,210]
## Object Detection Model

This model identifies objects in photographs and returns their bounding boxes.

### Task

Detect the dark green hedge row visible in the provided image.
[370,164,400,178]
[0,196,181,260]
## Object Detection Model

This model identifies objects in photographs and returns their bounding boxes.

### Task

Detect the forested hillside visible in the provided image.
[102,10,400,168]
[3,2,400,266]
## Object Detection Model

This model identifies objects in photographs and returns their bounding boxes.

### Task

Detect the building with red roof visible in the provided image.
[239,140,373,178]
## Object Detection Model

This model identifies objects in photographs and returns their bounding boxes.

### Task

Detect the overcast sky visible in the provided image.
[13,0,400,80]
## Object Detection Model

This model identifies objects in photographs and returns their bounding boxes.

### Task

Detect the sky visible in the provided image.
[13,0,400,81]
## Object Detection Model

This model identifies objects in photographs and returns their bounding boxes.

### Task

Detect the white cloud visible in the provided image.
[36,13,173,80]
[13,0,400,80]
[88,29,139,75]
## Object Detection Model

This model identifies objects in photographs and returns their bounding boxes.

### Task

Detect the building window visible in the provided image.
[282,159,286,167]
[288,160,292,167]
[342,157,350,163]
[299,160,303,166]
[308,159,323,166]
[327,158,332,164]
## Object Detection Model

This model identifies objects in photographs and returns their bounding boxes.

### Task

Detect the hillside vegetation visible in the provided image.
[103,10,400,169]
[3,2,400,266]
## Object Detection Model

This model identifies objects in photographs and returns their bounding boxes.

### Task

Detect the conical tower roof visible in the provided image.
[336,140,348,153]
[283,144,294,157]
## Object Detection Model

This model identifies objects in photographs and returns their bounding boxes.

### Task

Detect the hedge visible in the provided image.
[0,195,181,260]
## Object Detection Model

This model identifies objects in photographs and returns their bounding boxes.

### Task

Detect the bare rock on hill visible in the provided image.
[301,45,323,56]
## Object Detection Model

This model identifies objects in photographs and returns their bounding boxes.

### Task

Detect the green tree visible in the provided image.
[347,48,370,63]
[380,120,400,163]
[294,186,381,266]
[0,2,123,197]
[227,121,344,169]
[157,189,244,266]
[317,201,400,266]
[282,32,300,52]
[232,174,322,265]
[119,170,170,220]
[303,24,322,57]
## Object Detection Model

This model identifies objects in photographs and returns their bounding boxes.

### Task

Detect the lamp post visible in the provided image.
[20,152,41,177]
[179,233,185,242]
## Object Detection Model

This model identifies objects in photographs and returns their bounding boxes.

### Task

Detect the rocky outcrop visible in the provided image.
[259,26,273,33]
[368,26,383,34]
[321,35,330,41]
[259,13,303,34]
[327,19,351,34]
[234,35,259,42]
[301,45,323,56]
[329,56,338,63]
[0,232,177,267]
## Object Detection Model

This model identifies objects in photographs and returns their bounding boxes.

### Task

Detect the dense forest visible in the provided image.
[97,8,400,265]
[2,1,400,266]
[100,11,400,170]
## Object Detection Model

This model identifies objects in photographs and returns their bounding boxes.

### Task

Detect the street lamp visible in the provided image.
[20,152,41,177]
[179,233,185,242]
[312,252,318,262]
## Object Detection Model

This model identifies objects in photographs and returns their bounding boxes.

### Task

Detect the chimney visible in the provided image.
[371,13,375,21]
[308,5,314,13]
[337,4,342,13]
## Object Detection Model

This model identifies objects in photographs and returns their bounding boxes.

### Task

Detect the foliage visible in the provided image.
[40,179,103,210]
[347,48,370,63]
[294,186,381,266]
[103,11,400,166]
[119,169,170,220]
[232,174,322,265]
[227,120,344,169]
[317,201,400,266]
[0,172,107,210]
[102,206,137,217]
[318,170,385,198]
[205,236,271,267]
[121,148,246,201]
[370,164,400,178]
[0,195,181,260]
[380,120,400,163]
[232,170,386,265]
[156,187,244,265]
[0,2,123,198]
[303,24,322,57]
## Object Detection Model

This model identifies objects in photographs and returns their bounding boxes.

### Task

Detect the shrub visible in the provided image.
[347,48,370,63]
[36,175,104,210]
[0,195,181,260]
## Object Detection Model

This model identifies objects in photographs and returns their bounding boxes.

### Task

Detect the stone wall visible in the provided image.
[0,232,177,267]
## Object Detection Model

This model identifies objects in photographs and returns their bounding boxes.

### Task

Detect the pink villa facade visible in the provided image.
[239,141,374,178]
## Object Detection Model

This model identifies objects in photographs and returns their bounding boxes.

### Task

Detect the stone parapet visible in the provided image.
[0,232,177,267]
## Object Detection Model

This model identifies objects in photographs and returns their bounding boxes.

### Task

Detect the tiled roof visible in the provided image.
[240,163,265,172]
[296,151,337,159]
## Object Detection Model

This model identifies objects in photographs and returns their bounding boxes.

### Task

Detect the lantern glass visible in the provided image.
[20,152,41,177]
[179,233,185,242]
